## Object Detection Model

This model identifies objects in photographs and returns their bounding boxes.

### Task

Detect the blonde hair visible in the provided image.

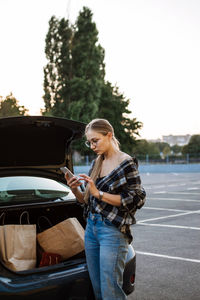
[84,119,120,203]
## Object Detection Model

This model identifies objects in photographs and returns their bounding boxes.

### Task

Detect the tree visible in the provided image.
[69,7,105,123]
[98,82,142,153]
[0,93,28,117]
[162,145,171,158]
[182,135,200,154]
[133,139,149,156]
[148,142,160,156]
[43,7,105,122]
[43,7,143,154]
[155,142,170,153]
[133,139,160,156]
[43,16,72,116]
[171,144,182,155]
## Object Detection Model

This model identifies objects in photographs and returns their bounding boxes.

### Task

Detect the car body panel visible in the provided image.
[0,116,85,170]
[0,262,94,299]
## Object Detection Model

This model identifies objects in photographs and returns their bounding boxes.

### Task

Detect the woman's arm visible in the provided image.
[119,161,146,211]
[79,173,122,206]
[95,191,121,207]
[65,173,85,203]
[79,158,146,210]
[71,188,85,203]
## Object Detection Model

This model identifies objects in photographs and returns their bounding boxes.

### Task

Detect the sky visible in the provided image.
[0,0,200,140]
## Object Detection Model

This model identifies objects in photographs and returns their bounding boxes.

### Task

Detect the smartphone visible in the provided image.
[60,167,85,191]
[60,167,74,178]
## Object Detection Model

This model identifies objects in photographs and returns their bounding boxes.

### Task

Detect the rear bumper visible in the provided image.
[0,263,95,300]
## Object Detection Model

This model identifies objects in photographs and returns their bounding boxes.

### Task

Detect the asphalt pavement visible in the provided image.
[128,172,200,300]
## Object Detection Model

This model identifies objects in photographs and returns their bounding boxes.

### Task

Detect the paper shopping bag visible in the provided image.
[0,212,36,271]
[37,217,85,260]
[0,212,6,259]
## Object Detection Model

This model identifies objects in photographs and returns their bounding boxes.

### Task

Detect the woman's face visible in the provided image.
[86,129,112,155]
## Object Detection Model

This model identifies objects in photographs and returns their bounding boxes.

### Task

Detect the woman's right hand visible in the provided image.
[65,173,82,192]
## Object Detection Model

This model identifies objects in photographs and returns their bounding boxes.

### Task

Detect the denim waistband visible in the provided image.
[88,212,104,221]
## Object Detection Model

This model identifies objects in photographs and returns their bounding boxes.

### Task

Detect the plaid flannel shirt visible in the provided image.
[84,157,146,243]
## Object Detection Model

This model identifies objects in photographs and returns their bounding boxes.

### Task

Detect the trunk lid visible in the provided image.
[0,116,85,170]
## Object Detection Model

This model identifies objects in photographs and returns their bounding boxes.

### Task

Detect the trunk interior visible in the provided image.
[0,202,86,274]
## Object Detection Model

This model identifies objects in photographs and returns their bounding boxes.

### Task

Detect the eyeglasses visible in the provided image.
[85,139,99,148]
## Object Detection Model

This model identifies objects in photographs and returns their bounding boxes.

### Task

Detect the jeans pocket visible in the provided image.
[103,218,114,227]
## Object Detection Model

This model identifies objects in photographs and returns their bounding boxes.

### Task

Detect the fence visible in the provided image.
[136,153,200,164]
[72,153,200,166]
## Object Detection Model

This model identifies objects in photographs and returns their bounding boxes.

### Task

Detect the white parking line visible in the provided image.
[135,251,200,263]
[143,207,190,213]
[145,185,166,189]
[191,181,200,185]
[155,191,200,195]
[137,223,200,230]
[145,183,200,190]
[145,183,199,190]
[149,197,200,202]
[138,210,200,223]
[155,185,166,188]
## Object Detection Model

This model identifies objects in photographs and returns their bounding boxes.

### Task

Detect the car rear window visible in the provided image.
[0,176,74,205]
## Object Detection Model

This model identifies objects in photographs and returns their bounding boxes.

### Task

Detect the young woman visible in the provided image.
[65,118,146,300]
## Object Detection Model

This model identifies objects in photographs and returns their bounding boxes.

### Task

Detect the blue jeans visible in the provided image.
[85,212,129,300]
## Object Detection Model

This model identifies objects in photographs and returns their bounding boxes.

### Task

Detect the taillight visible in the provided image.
[130,274,135,284]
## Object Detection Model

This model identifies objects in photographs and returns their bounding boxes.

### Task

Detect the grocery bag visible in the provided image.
[0,211,36,271]
[0,212,6,259]
[37,217,85,260]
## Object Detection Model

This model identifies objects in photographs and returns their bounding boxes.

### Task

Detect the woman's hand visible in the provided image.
[65,173,82,192]
[78,174,99,199]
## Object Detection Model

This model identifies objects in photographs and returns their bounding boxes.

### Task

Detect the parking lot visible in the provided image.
[128,172,200,300]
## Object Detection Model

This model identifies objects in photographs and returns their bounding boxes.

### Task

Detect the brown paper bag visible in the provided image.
[37,217,85,260]
[0,212,6,259]
[0,212,36,271]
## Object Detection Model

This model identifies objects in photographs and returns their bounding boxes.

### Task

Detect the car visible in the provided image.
[0,116,136,299]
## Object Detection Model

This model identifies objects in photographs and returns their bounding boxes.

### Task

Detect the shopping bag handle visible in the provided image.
[20,211,30,224]
[0,212,5,225]
[37,216,53,232]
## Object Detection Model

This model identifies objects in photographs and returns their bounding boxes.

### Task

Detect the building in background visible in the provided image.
[162,134,191,146]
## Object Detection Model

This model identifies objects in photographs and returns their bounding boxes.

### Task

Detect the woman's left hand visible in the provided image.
[78,174,99,199]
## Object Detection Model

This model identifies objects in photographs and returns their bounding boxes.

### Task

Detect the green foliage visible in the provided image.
[162,145,171,158]
[98,82,142,153]
[69,8,105,122]
[133,136,200,160]
[171,144,182,154]
[182,135,200,154]
[148,142,161,156]
[154,142,170,153]
[43,16,72,116]
[43,7,104,122]
[0,93,28,117]
[43,7,142,154]
[133,139,160,156]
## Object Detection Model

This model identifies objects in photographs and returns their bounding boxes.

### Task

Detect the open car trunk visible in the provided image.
[0,201,86,274]
[0,116,87,273]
